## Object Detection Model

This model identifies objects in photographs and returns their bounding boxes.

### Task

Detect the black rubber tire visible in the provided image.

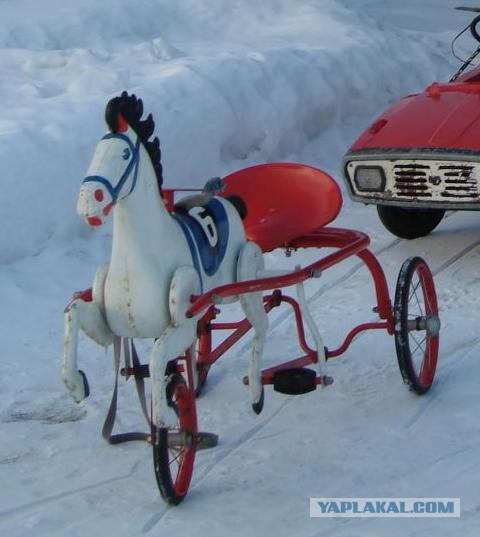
[394,257,440,395]
[471,14,480,42]
[377,205,445,239]
[152,374,197,505]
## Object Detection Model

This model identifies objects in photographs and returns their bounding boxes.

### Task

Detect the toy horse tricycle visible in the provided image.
[62,92,440,505]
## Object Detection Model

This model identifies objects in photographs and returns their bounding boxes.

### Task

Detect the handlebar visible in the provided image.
[456,7,480,42]
[471,14,480,42]
[456,7,480,13]
[450,8,480,80]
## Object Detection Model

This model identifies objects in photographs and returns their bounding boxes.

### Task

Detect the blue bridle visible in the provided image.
[82,132,141,202]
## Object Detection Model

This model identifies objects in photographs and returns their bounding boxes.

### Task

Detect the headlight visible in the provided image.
[354,166,386,192]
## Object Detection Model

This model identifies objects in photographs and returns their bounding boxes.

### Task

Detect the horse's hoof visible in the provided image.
[78,370,90,398]
[251,387,264,415]
[64,370,90,403]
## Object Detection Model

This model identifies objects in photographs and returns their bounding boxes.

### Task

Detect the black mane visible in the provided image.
[105,91,163,192]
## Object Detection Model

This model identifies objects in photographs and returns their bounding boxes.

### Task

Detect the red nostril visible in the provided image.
[94,189,104,202]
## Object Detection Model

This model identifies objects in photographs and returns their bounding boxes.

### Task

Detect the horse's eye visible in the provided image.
[123,148,131,160]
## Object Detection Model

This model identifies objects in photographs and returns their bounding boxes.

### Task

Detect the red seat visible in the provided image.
[222,163,342,252]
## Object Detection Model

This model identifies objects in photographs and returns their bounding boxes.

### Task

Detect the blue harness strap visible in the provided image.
[173,198,230,290]
[82,134,141,202]
[173,216,205,293]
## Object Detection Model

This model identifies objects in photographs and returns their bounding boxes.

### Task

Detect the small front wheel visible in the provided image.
[152,373,197,505]
[394,257,440,394]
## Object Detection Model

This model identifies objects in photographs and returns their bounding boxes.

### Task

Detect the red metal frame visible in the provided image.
[187,228,378,317]
[188,226,394,387]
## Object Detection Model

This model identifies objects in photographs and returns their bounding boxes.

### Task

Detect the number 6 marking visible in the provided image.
[189,207,218,247]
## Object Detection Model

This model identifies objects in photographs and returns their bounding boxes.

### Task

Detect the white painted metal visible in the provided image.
[236,241,268,406]
[294,267,327,380]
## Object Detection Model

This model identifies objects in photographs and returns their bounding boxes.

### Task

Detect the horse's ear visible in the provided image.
[118,114,129,133]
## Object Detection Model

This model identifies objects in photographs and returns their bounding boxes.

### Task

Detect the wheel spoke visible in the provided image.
[422,275,434,315]
[408,277,422,303]
[419,352,425,379]
[419,342,432,383]
[409,333,427,361]
[412,281,425,317]
[169,450,183,467]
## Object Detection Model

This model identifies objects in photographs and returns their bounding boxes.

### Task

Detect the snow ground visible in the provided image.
[0,1,479,536]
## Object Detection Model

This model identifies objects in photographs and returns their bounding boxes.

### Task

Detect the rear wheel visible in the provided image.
[377,205,445,239]
[152,373,197,505]
[394,257,440,394]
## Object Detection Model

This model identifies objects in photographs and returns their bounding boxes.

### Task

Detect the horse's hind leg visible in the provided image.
[237,242,268,414]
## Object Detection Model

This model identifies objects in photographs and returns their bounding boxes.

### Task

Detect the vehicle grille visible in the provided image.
[393,163,478,199]
[393,164,431,197]
[345,157,480,205]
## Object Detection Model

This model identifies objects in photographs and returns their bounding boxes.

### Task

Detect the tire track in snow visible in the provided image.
[0,460,143,520]
[431,238,480,276]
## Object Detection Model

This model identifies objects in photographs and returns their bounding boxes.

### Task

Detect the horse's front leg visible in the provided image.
[63,266,114,402]
[150,266,199,427]
[149,323,196,428]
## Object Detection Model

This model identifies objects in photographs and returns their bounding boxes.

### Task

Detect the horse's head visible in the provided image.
[78,92,163,227]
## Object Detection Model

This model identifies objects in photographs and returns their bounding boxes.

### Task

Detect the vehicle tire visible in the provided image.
[394,257,440,394]
[377,205,445,239]
[152,373,197,505]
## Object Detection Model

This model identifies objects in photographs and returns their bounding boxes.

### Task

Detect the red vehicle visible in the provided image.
[343,7,480,239]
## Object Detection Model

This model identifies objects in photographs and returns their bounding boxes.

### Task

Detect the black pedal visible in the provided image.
[272,368,317,395]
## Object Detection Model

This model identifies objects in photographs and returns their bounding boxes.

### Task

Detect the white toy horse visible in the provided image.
[62,91,268,427]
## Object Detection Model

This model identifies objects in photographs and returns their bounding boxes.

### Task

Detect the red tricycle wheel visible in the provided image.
[152,373,197,505]
[394,257,440,394]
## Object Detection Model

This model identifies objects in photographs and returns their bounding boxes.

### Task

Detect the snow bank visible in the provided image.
[0,0,459,263]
